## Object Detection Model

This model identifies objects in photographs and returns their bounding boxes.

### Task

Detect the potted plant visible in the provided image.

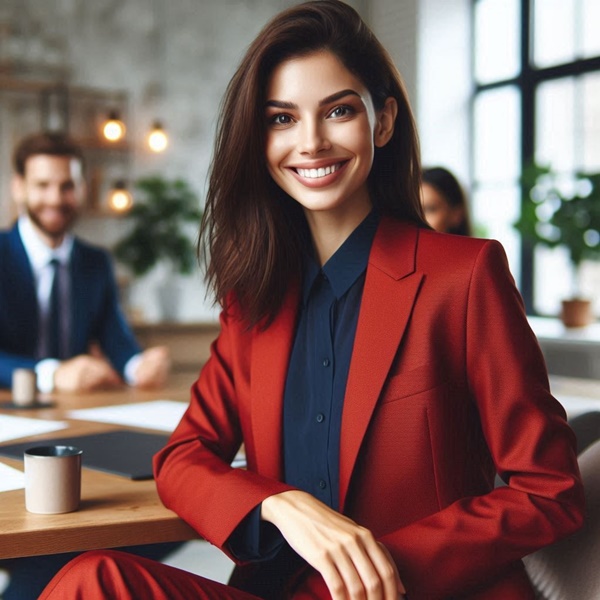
[513,163,600,327]
[113,176,203,319]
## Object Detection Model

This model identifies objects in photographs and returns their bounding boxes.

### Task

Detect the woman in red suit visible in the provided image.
[40,1,583,599]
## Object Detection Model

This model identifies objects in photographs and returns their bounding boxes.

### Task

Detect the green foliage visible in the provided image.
[113,176,203,277]
[513,163,600,268]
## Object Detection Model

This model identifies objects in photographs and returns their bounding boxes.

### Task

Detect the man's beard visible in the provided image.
[26,205,78,241]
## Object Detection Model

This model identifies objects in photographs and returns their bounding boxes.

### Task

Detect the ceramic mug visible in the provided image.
[24,445,83,514]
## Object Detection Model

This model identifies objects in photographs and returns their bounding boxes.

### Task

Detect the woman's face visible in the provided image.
[421,182,464,233]
[264,50,395,223]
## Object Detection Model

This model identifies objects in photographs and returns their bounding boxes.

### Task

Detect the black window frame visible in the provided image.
[471,0,600,313]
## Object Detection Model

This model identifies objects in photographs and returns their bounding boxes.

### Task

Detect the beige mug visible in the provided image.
[12,368,37,407]
[24,445,83,514]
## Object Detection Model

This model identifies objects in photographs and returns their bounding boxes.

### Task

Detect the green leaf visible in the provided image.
[112,175,203,276]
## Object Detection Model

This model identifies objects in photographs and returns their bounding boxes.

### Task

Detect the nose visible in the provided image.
[297,118,331,155]
[46,185,63,204]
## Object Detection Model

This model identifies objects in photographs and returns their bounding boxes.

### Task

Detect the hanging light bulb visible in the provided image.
[108,180,133,213]
[102,110,126,142]
[148,120,168,152]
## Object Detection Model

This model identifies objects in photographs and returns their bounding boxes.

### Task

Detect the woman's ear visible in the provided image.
[374,97,398,148]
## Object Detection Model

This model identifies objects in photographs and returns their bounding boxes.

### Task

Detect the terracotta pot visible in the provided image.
[560,298,593,328]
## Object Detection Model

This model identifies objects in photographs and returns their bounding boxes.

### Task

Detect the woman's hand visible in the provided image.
[261,490,405,600]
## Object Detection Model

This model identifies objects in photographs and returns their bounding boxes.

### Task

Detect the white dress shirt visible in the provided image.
[18,215,139,392]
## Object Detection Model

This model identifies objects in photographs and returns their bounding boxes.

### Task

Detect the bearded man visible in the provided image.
[0,132,170,392]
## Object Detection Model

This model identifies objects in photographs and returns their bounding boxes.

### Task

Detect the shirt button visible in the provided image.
[319,479,327,489]
[322,358,330,367]
[316,413,325,423]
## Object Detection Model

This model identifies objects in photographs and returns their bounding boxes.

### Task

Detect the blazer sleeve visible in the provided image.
[0,352,37,388]
[93,252,141,375]
[0,230,39,387]
[153,305,295,560]
[379,240,584,598]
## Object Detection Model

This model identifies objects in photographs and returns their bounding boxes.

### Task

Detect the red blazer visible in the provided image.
[154,218,584,599]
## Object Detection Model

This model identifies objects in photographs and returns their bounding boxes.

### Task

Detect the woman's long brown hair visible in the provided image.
[200,0,426,327]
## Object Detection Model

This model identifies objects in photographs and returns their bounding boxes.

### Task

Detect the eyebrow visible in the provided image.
[265,88,361,109]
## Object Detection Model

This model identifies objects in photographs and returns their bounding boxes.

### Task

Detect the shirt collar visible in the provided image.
[302,210,379,304]
[18,215,74,272]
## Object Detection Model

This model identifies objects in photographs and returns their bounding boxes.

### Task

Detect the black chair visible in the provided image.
[567,411,600,455]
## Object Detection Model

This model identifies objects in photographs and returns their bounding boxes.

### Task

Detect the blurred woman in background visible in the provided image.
[421,166,472,236]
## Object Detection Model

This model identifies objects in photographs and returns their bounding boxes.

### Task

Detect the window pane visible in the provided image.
[472,185,521,285]
[474,0,519,84]
[473,86,521,184]
[533,246,572,315]
[583,72,600,171]
[582,0,600,59]
[536,74,600,173]
[535,78,576,171]
[533,0,576,68]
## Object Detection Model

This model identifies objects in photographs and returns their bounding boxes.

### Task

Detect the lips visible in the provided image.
[295,162,343,179]
[289,161,350,188]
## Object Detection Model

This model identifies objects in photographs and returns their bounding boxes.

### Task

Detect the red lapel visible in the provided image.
[249,219,423,505]
[250,281,300,480]
[339,219,423,510]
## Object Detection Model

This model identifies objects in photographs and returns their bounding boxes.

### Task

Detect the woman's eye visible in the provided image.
[269,113,293,127]
[329,105,354,119]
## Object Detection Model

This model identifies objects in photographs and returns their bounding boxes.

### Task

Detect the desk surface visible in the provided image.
[0,374,200,560]
[2,372,598,561]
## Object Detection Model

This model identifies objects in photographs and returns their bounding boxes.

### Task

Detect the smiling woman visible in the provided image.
[38,2,584,600]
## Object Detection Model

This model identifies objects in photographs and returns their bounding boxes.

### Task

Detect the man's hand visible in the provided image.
[54,355,123,392]
[261,490,405,600]
[133,346,171,389]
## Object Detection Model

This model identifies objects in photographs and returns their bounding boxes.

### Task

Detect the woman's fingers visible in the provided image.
[376,542,406,596]
[261,490,405,599]
[342,529,403,600]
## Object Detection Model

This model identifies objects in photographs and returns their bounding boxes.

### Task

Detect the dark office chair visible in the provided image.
[567,411,600,455]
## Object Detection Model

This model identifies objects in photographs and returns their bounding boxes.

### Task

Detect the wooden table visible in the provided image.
[0,373,200,560]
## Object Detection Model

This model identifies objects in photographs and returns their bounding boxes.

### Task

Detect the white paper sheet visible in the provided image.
[0,414,68,444]
[67,400,188,432]
[0,461,25,492]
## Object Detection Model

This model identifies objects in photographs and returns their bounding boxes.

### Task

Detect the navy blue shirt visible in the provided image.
[227,211,379,560]
[283,210,378,510]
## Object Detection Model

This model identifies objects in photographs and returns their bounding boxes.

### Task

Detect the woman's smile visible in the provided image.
[295,161,344,179]
[290,160,349,187]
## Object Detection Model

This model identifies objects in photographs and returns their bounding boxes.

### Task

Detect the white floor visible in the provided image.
[0,571,7,598]
[161,539,235,584]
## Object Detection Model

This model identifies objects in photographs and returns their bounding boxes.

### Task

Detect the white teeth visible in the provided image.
[297,163,340,179]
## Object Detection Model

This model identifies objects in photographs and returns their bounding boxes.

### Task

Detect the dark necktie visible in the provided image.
[47,258,63,359]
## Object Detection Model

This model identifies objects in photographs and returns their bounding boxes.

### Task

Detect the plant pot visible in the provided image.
[157,280,181,322]
[560,298,593,328]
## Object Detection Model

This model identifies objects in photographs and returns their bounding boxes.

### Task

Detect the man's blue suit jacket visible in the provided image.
[0,223,141,388]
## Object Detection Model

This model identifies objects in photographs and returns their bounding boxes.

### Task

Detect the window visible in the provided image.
[471,0,600,315]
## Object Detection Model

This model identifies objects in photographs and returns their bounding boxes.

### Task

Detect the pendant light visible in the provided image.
[102,110,126,142]
[148,120,168,152]
[108,180,133,213]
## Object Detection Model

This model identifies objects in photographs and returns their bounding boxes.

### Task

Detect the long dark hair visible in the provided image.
[422,167,473,236]
[201,0,426,326]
